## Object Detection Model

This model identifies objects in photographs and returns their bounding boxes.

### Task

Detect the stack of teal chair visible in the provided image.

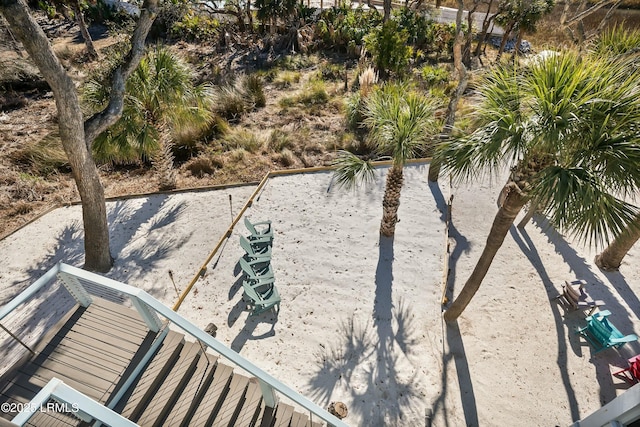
[238,218,280,315]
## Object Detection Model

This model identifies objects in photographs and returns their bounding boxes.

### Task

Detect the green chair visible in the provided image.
[239,235,272,259]
[239,257,274,282]
[244,217,273,241]
[242,279,280,315]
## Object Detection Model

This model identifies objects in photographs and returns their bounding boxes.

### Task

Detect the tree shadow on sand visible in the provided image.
[509,224,583,421]
[427,319,478,427]
[17,196,188,297]
[512,217,640,411]
[429,182,471,305]
[308,236,421,425]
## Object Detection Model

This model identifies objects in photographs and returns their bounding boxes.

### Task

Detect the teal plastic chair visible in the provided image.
[244,217,273,240]
[242,279,280,315]
[239,235,272,259]
[239,257,274,282]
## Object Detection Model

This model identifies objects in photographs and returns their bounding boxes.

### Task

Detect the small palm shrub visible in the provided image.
[83,47,214,165]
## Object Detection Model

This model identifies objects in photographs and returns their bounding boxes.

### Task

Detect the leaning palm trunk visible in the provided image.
[594,215,640,270]
[380,165,404,237]
[444,182,527,322]
[154,130,177,191]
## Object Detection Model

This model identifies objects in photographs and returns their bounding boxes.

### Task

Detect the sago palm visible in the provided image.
[84,46,213,189]
[333,82,441,236]
[436,51,640,322]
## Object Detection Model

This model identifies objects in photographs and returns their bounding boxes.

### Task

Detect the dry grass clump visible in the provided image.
[221,128,263,153]
[358,66,378,96]
[273,148,296,166]
[274,71,301,89]
[11,134,69,175]
[184,156,218,177]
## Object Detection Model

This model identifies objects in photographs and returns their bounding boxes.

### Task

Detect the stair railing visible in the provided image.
[6,262,349,427]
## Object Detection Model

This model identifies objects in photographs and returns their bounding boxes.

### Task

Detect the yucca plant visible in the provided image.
[591,24,640,58]
[333,82,441,236]
[84,46,213,189]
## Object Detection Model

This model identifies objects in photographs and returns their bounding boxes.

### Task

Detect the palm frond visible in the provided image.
[332,150,376,191]
[363,82,441,166]
[534,166,640,248]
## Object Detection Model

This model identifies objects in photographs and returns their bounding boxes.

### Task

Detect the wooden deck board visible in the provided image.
[188,363,233,427]
[164,353,218,427]
[273,403,295,427]
[118,330,184,421]
[233,378,263,427]
[137,341,202,427]
[212,373,249,427]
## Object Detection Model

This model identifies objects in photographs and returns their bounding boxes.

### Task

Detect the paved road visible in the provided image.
[435,6,503,35]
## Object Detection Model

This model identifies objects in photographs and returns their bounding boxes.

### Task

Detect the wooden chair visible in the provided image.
[576,310,638,354]
[556,279,604,315]
[612,354,640,385]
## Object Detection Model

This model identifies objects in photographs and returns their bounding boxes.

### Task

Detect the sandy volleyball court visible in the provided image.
[1,163,639,426]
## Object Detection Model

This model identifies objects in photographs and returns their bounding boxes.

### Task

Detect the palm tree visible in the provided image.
[437,52,640,322]
[595,216,640,271]
[84,46,213,189]
[333,82,441,236]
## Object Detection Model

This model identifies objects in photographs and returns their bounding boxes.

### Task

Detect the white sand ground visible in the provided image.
[1,163,639,426]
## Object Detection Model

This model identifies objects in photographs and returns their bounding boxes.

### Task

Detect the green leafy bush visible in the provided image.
[170,11,221,41]
[315,6,382,51]
[363,20,412,78]
[421,65,450,87]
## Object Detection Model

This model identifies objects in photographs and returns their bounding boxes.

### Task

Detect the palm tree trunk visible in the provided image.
[444,182,527,322]
[594,216,640,271]
[380,165,404,237]
[154,129,177,191]
[517,198,540,229]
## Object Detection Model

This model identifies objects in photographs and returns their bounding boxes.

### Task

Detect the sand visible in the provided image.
[1,163,639,426]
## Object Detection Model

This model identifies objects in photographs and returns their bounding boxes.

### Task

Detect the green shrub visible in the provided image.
[170,11,221,41]
[345,91,365,131]
[315,6,382,51]
[592,24,640,57]
[363,20,412,78]
[421,65,450,87]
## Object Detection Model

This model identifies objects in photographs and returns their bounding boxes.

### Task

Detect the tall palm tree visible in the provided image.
[595,215,640,271]
[84,46,213,189]
[437,52,640,322]
[333,82,441,236]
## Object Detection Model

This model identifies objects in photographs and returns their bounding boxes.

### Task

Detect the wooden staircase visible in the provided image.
[0,298,323,427]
